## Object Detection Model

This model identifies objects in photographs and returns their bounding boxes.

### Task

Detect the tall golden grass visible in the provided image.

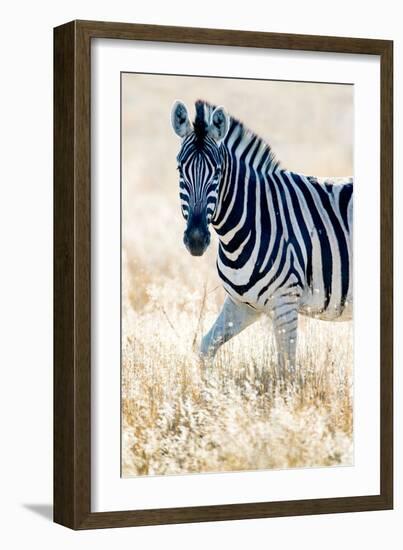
[121,74,353,477]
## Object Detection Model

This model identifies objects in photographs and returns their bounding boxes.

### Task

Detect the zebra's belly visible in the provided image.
[298,291,353,321]
[223,276,353,321]
[217,246,353,321]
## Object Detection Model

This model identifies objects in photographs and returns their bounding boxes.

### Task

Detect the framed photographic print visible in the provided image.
[54,20,393,529]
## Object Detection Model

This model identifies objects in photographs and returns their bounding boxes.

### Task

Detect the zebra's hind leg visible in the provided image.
[200,296,260,366]
[272,304,299,383]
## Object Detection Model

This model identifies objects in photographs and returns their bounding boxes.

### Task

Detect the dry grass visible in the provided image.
[121,248,353,477]
[121,73,353,477]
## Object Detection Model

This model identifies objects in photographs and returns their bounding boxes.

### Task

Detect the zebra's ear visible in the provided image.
[171,100,192,139]
[208,106,229,142]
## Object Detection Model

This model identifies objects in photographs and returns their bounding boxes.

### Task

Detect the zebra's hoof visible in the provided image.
[198,352,214,373]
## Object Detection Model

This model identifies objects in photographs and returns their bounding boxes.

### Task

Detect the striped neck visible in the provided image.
[211,119,280,236]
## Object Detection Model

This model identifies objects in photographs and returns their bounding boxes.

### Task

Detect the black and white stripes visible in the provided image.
[171,99,353,375]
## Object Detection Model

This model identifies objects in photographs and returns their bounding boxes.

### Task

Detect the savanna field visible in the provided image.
[121,74,354,476]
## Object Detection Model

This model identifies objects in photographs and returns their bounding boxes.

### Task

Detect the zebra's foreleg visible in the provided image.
[200,296,260,365]
[272,304,298,381]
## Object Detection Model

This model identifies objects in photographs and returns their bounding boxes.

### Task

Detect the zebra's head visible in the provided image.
[171,100,229,256]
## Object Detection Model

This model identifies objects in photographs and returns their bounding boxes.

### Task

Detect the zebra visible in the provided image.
[171,99,353,377]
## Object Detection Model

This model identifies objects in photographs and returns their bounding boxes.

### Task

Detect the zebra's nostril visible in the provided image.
[184,227,210,256]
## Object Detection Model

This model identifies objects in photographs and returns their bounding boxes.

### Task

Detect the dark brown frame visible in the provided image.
[54,20,393,530]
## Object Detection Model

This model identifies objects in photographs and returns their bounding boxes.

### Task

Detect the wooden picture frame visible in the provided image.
[54,20,393,529]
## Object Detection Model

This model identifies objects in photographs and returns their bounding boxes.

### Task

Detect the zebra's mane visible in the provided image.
[193,100,280,171]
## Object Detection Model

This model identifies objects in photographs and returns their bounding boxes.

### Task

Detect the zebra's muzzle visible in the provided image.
[183,226,211,256]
